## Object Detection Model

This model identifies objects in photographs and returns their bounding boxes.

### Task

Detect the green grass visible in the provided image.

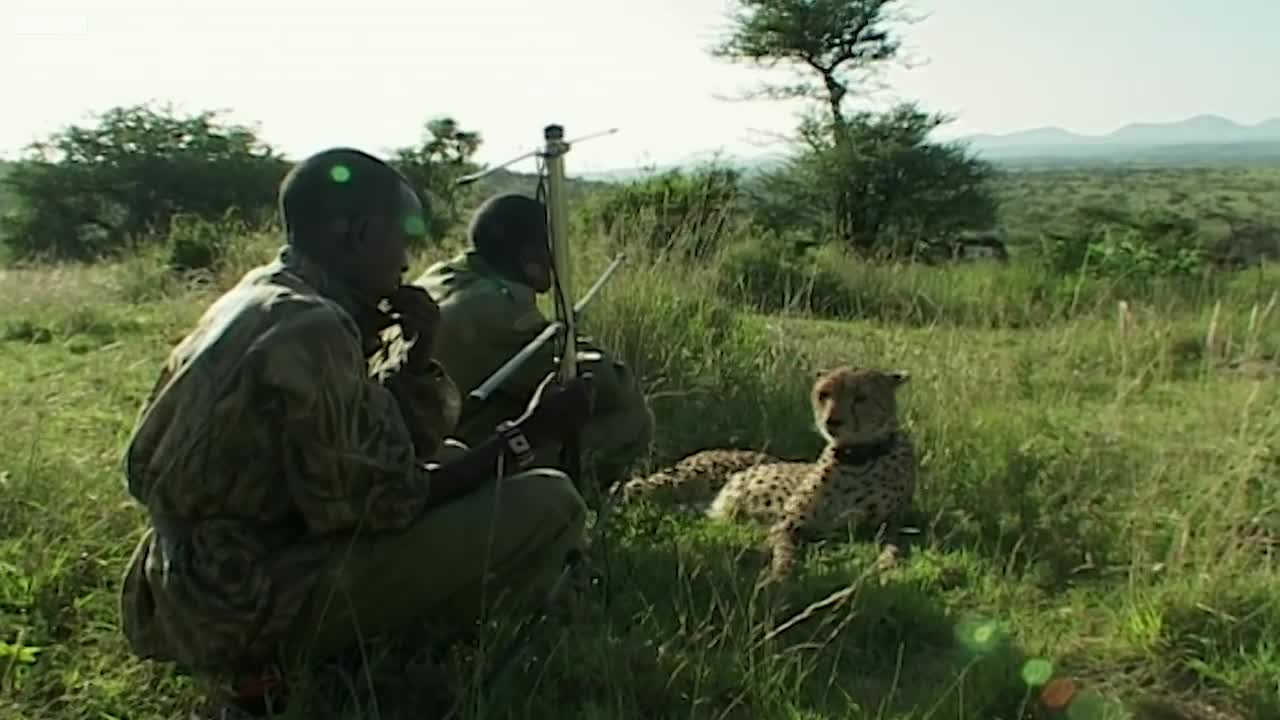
[1,215,1278,720]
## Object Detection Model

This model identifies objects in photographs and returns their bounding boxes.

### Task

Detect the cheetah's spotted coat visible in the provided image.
[616,366,917,581]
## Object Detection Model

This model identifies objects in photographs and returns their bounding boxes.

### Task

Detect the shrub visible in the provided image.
[0,103,286,262]
[580,163,743,261]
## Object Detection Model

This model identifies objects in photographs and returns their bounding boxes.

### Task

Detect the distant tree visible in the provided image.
[388,117,483,245]
[712,0,918,246]
[748,103,999,257]
[0,103,287,261]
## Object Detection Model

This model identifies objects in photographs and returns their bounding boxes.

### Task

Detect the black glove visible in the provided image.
[515,372,597,447]
[386,285,441,369]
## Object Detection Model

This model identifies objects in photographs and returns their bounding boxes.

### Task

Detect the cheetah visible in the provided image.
[616,366,917,581]
[613,449,786,508]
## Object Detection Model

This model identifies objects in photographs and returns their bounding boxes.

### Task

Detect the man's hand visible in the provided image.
[352,305,398,359]
[516,372,597,447]
[388,285,441,366]
[422,374,595,504]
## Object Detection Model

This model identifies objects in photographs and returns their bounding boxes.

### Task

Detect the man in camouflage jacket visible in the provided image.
[415,193,653,485]
[117,149,595,712]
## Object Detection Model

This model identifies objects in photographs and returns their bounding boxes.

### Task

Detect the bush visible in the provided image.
[715,236,854,316]
[164,213,236,273]
[579,163,743,260]
[1036,204,1209,282]
[744,104,1000,258]
[0,104,287,262]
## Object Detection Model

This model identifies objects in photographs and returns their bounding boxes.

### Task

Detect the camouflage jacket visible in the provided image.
[119,245,460,674]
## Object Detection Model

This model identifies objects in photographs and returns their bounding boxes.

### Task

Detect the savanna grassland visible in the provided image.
[993,164,1280,249]
[2,160,1279,720]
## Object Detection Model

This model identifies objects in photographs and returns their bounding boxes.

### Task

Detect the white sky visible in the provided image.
[5,0,1279,172]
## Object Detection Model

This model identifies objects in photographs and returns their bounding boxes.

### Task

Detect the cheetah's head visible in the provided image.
[810,366,908,446]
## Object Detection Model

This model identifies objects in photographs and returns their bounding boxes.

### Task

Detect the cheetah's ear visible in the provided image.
[887,370,910,386]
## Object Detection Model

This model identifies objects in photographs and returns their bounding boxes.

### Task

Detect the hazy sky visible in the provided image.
[5,0,1278,171]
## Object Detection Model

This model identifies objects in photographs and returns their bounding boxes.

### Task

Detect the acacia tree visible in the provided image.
[749,103,998,257]
[813,104,997,255]
[712,0,916,246]
[389,117,483,245]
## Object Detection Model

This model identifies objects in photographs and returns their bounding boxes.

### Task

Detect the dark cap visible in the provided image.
[468,193,549,268]
[278,147,413,245]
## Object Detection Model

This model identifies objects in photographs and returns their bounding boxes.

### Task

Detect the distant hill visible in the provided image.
[955,114,1280,162]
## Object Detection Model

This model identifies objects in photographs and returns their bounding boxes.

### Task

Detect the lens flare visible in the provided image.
[1040,677,1076,710]
[1021,658,1054,686]
[403,215,427,237]
[954,618,1000,653]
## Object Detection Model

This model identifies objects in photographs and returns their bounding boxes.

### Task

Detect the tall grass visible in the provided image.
[1,212,1277,719]
[714,234,1280,330]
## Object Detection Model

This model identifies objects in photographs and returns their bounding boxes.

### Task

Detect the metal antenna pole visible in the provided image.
[543,124,576,385]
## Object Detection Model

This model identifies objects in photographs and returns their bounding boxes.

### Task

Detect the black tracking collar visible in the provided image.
[834,433,899,465]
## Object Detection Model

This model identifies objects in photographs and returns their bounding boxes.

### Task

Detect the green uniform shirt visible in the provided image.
[415,251,558,429]
[416,250,654,476]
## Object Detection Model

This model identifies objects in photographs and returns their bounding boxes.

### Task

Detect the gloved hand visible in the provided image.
[514,372,597,447]
[387,284,441,369]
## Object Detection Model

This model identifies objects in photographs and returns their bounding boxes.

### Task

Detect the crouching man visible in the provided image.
[117,148,595,717]
[415,193,653,487]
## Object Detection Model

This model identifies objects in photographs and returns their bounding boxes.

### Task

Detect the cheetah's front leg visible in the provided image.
[761,479,827,584]
[762,518,803,585]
